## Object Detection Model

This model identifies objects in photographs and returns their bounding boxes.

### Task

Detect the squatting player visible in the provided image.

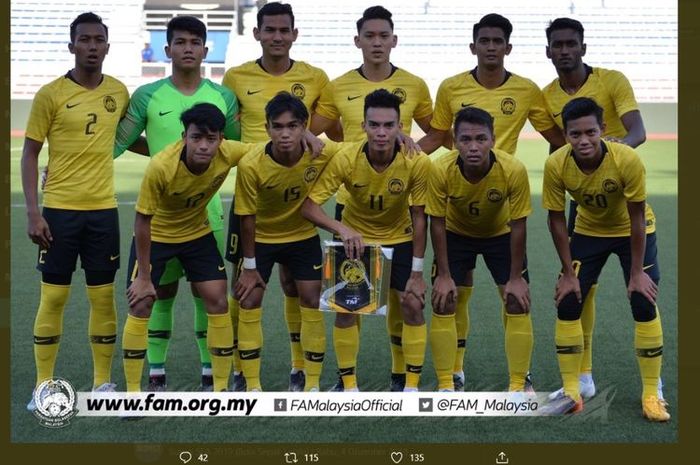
[419,12,564,391]
[21,12,129,408]
[541,17,660,402]
[122,103,251,392]
[233,92,336,392]
[222,1,329,391]
[301,89,430,392]
[428,106,533,392]
[115,15,240,392]
[541,97,668,421]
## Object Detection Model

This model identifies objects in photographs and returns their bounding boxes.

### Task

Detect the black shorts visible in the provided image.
[431,231,529,286]
[386,241,413,292]
[224,196,242,266]
[256,235,323,283]
[567,200,578,237]
[126,232,226,288]
[37,207,120,274]
[568,232,660,300]
[334,203,345,222]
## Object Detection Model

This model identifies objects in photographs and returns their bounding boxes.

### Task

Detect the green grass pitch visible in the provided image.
[9,136,677,443]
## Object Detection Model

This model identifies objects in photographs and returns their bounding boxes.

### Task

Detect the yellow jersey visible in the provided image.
[308,141,430,244]
[222,59,329,142]
[25,73,129,210]
[542,141,655,237]
[431,69,555,155]
[426,149,531,238]
[542,66,639,139]
[136,139,256,243]
[234,141,340,243]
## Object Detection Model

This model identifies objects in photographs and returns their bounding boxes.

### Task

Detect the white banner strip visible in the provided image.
[76,392,550,417]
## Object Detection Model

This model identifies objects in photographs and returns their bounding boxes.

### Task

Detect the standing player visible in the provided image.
[222,2,329,391]
[21,12,129,408]
[542,17,655,401]
[309,5,434,391]
[541,97,669,421]
[233,92,337,392]
[418,13,564,391]
[301,89,430,392]
[114,16,240,392]
[123,103,251,393]
[428,107,533,392]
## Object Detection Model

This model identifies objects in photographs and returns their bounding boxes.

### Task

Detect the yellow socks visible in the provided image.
[285,296,304,371]
[122,315,149,392]
[334,325,359,389]
[504,311,533,391]
[430,312,456,390]
[402,323,427,389]
[453,286,472,374]
[238,307,263,391]
[580,283,597,375]
[207,312,234,392]
[635,311,664,398]
[86,283,117,388]
[228,295,242,374]
[387,291,405,375]
[555,318,584,401]
[33,282,70,387]
[301,306,326,391]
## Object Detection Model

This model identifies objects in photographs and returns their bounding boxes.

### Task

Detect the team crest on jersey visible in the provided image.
[210,174,226,190]
[103,95,117,113]
[291,83,306,99]
[500,97,516,115]
[487,188,504,202]
[603,178,619,193]
[388,178,405,195]
[304,166,319,183]
[392,87,407,103]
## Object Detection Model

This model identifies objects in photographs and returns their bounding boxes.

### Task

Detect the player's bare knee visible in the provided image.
[630,291,657,322]
[556,292,583,320]
[433,301,456,316]
[505,294,528,315]
[401,296,425,325]
[156,281,178,299]
[130,297,154,318]
[335,312,356,328]
[205,295,229,315]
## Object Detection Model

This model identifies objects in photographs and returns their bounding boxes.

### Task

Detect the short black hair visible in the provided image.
[167,15,207,45]
[453,106,494,136]
[257,2,295,29]
[70,12,108,43]
[356,6,394,33]
[364,89,401,119]
[265,91,309,124]
[181,103,226,134]
[562,97,604,130]
[546,17,585,43]
[473,13,512,43]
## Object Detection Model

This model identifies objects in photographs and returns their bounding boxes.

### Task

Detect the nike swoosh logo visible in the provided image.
[34,337,55,344]
[461,102,476,107]
[313,264,323,270]
[110,254,120,261]
[240,352,256,359]
[159,110,173,116]
[126,351,144,358]
[220,348,234,356]
[647,348,663,357]
[266,184,280,189]
[247,89,263,95]
[553,112,562,118]
[66,102,81,109]
[643,264,655,271]
[347,95,362,101]
[309,354,324,361]
[218,265,226,271]
[353,183,368,188]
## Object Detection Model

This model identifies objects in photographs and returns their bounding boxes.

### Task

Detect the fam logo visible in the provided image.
[103,95,117,113]
[388,178,404,195]
[500,97,516,115]
[339,259,367,287]
[32,377,77,428]
[291,83,306,99]
[392,87,407,104]
[602,178,619,193]
[304,166,319,183]
[487,188,503,202]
